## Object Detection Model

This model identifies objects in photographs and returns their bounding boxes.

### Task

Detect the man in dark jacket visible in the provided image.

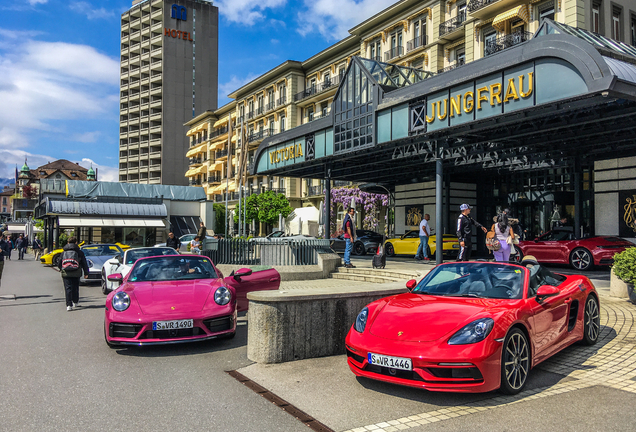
[16,234,28,260]
[57,237,90,311]
[0,236,10,286]
[456,204,488,261]
[166,232,181,251]
[197,222,207,241]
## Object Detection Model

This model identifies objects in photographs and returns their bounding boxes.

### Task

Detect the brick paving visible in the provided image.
[343,295,636,432]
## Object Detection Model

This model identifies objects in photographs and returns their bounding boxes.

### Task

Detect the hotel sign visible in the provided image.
[270,143,303,165]
[164,28,193,41]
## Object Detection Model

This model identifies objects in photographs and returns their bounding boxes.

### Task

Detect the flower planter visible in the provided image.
[610,268,630,298]
[628,284,636,305]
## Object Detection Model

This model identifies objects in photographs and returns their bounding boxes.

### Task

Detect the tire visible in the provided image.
[512,249,523,264]
[570,248,593,271]
[101,269,110,295]
[385,242,395,257]
[582,296,600,345]
[52,254,61,267]
[354,242,366,256]
[500,328,530,395]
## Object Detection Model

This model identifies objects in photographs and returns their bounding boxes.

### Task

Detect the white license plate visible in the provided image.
[367,352,412,371]
[452,244,460,248]
[152,319,193,330]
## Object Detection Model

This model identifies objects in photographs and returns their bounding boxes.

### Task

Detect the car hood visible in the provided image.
[369,293,501,342]
[124,279,222,315]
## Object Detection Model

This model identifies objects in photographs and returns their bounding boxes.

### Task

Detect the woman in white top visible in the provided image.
[493,214,512,262]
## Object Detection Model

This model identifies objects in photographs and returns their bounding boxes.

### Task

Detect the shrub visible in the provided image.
[612,247,636,284]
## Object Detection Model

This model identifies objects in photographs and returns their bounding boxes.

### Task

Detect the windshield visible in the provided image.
[128,256,218,282]
[125,248,177,265]
[82,245,122,257]
[413,263,526,299]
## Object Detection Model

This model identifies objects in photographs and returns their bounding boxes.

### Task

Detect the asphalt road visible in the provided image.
[0,254,306,432]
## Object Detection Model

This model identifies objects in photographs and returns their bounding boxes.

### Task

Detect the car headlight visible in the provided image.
[214,287,231,305]
[448,318,494,345]
[354,307,369,333]
[112,292,130,312]
[87,259,94,268]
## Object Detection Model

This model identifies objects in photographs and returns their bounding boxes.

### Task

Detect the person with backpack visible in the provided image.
[57,237,90,311]
[343,207,356,269]
[32,237,43,260]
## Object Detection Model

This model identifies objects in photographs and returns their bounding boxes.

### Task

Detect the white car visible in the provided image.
[154,233,197,253]
[101,246,177,294]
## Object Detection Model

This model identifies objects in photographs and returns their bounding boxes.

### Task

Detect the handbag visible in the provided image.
[485,224,501,251]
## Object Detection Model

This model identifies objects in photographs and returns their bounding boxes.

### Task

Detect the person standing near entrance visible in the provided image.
[343,207,356,268]
[197,222,207,241]
[415,214,431,261]
[456,204,488,261]
[493,213,513,262]
[16,234,28,260]
[58,237,89,312]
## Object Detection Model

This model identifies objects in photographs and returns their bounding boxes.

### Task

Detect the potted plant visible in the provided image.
[612,247,636,305]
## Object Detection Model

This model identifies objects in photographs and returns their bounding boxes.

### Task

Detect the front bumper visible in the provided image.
[345,329,502,393]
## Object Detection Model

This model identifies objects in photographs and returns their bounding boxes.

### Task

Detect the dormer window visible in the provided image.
[40,171,46,175]
[71,173,78,177]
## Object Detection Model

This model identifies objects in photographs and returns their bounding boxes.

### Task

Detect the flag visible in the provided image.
[15,165,18,182]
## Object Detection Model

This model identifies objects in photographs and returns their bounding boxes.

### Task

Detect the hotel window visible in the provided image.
[306,106,314,122]
[239,104,244,121]
[309,77,316,92]
[280,115,286,132]
[484,28,497,56]
[632,15,636,45]
[411,57,424,70]
[323,71,331,85]
[2,197,6,205]
[538,2,555,22]
[321,102,329,117]
[248,100,254,117]
[369,39,381,61]
[592,2,601,34]
[457,2,467,21]
[257,95,264,113]
[414,18,427,48]
[267,89,274,105]
[456,48,465,66]
[613,7,622,41]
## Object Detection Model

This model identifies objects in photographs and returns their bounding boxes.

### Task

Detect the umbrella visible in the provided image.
[278,213,283,231]
[318,201,323,225]
[350,197,355,212]
[298,217,303,235]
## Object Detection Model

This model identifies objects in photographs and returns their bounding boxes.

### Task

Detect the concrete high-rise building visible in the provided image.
[119,0,218,185]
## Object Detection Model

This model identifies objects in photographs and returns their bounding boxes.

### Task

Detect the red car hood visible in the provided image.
[369,293,500,342]
[125,279,221,315]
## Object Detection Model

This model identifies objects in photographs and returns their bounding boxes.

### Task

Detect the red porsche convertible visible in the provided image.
[345,259,600,394]
[104,255,280,347]
[515,227,633,270]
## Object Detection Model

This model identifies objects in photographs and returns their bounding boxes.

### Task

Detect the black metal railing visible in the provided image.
[247,129,271,143]
[189,179,201,186]
[277,95,287,106]
[370,55,382,62]
[247,111,255,120]
[485,31,533,56]
[249,187,286,196]
[207,173,221,183]
[210,125,228,139]
[265,101,275,112]
[333,180,350,187]
[202,238,332,266]
[256,106,264,116]
[306,185,323,196]
[384,46,404,61]
[293,74,343,102]
[12,199,38,211]
[437,59,466,74]
[439,12,466,36]
[189,157,203,165]
[215,149,228,158]
[467,0,498,13]
[407,36,426,52]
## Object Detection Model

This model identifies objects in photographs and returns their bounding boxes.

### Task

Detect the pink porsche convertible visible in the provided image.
[104,255,280,347]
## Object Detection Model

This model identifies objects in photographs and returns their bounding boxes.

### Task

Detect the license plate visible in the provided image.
[152,319,193,330]
[367,352,412,371]
[452,244,460,248]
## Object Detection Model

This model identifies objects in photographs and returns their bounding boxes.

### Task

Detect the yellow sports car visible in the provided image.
[40,241,130,266]
[384,230,459,257]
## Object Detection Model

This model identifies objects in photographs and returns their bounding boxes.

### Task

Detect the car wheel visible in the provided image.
[570,248,593,271]
[582,296,600,345]
[354,242,366,256]
[52,254,61,267]
[385,243,395,257]
[101,269,109,295]
[512,249,523,264]
[500,328,530,395]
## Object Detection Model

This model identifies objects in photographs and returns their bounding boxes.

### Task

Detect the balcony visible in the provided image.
[407,36,426,52]
[293,74,343,103]
[189,179,202,186]
[468,0,498,12]
[265,101,275,112]
[215,149,228,159]
[439,12,466,38]
[484,31,532,56]
[248,187,286,196]
[210,125,228,139]
[247,129,271,143]
[384,46,404,62]
[256,106,264,116]
[437,59,466,74]
[247,111,255,120]
[208,173,221,183]
[276,95,287,106]
[189,156,203,166]
[306,185,324,197]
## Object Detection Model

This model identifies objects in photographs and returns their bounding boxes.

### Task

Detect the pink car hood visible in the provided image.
[124,279,222,315]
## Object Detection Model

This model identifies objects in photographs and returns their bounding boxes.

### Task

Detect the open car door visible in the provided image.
[224,268,281,312]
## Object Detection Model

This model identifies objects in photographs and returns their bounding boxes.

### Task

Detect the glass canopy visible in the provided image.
[357,57,435,89]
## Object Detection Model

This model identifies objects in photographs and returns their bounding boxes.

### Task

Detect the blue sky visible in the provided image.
[0,0,394,182]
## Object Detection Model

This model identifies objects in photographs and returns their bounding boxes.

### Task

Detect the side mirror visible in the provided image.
[536,285,560,302]
[108,273,123,283]
[107,259,119,265]
[534,238,539,242]
[233,268,253,281]
[406,279,417,291]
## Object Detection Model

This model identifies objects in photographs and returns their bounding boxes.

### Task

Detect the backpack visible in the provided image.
[61,249,80,271]
[485,224,501,252]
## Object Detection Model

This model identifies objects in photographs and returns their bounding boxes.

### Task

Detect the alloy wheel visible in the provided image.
[585,297,600,343]
[503,332,529,391]
[571,249,592,270]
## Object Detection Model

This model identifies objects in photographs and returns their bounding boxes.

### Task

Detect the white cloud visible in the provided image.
[69,2,115,20]
[219,74,260,99]
[297,0,395,39]
[215,0,287,25]
[80,158,118,182]
[72,131,101,143]
[28,0,47,5]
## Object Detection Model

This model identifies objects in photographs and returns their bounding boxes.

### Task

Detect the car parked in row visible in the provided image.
[330,230,384,256]
[101,246,178,294]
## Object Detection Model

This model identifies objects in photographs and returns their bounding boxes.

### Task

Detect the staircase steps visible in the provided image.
[331,267,423,284]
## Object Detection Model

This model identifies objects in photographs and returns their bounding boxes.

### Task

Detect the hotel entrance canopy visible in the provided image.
[251,20,636,184]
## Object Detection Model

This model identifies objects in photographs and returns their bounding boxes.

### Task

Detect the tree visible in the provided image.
[22,185,37,199]
[213,203,226,235]
[234,191,293,226]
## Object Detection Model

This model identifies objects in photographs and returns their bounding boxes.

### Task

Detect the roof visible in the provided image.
[64,180,207,202]
[37,159,88,172]
[48,200,167,217]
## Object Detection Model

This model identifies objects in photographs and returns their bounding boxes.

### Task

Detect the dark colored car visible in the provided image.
[516,227,634,270]
[330,229,383,256]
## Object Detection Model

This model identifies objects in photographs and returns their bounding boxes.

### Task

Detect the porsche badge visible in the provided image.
[397,331,403,337]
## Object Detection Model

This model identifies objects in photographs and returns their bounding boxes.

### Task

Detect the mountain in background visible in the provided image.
[0,178,15,188]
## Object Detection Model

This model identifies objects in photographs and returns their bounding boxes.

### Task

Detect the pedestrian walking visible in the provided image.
[493,213,513,262]
[32,237,43,261]
[343,207,356,268]
[5,236,12,260]
[456,204,488,261]
[58,237,89,311]
[415,213,431,261]
[16,234,28,260]
[0,236,10,287]
[190,236,201,254]
[166,232,181,251]
[197,221,208,241]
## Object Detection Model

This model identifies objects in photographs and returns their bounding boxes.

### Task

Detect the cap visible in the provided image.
[460,204,471,211]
